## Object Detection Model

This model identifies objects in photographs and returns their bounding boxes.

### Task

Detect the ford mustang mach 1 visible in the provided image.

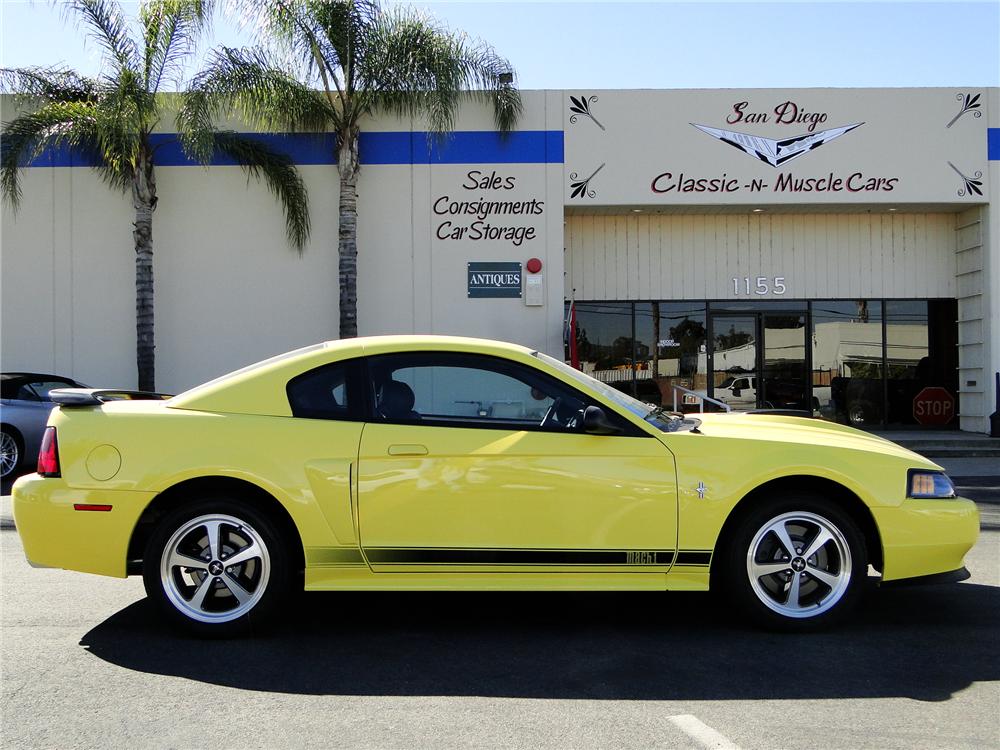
[13,336,978,635]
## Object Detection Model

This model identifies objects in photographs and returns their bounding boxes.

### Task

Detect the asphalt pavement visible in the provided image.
[2,523,998,749]
[2,449,998,748]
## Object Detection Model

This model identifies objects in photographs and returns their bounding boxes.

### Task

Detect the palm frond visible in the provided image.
[140,0,213,92]
[1,102,102,208]
[305,0,379,87]
[211,130,311,250]
[100,65,158,146]
[65,0,141,80]
[453,40,522,133]
[228,0,355,99]
[178,45,335,163]
[0,66,98,104]
[356,6,521,134]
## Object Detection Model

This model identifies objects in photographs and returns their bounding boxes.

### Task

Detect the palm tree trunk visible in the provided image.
[133,152,157,391]
[338,127,360,339]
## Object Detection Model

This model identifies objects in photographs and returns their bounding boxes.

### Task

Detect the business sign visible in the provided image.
[467,262,522,298]
[564,88,988,205]
[434,170,545,248]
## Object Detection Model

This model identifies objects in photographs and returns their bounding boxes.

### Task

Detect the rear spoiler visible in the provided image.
[49,388,173,406]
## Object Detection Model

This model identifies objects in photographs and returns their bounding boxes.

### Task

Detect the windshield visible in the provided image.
[533,351,702,433]
[532,351,653,419]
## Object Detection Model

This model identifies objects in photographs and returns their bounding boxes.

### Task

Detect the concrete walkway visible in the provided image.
[868,430,997,442]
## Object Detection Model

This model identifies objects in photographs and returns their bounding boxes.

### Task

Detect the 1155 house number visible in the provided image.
[732,276,787,295]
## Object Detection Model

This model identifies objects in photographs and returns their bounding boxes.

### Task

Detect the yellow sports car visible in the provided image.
[13,336,979,635]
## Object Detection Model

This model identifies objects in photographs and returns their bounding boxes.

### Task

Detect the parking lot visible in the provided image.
[2,496,998,750]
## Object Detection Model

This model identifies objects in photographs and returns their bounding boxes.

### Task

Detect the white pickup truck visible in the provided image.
[715,375,757,408]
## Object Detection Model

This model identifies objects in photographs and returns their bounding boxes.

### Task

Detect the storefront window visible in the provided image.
[569,298,958,429]
[811,300,883,426]
[885,300,958,427]
[571,302,636,394]
[635,302,707,407]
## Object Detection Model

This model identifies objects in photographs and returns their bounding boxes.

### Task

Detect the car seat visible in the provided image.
[379,380,420,420]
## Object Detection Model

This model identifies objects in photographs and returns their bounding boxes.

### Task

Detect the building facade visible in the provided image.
[2,88,998,432]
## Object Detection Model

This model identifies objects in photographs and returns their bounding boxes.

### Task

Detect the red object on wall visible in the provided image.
[912,387,956,426]
[526,257,543,274]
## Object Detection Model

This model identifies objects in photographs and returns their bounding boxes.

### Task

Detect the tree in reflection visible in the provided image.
[715,325,753,353]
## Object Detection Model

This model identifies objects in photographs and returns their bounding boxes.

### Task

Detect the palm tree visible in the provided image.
[185,0,521,338]
[1,0,311,391]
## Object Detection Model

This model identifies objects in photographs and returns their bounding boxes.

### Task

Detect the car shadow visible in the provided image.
[79,582,998,702]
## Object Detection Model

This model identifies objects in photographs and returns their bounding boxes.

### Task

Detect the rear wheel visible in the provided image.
[1,428,21,479]
[723,493,866,631]
[143,499,291,637]
[847,400,876,427]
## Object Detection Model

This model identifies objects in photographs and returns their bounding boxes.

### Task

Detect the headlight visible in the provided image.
[908,470,956,499]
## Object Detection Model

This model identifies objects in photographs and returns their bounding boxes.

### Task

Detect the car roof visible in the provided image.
[1,372,78,382]
[168,335,537,416]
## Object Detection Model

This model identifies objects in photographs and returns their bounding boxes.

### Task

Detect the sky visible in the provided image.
[1,0,998,90]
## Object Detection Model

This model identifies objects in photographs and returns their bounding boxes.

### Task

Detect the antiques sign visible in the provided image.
[468,262,523,298]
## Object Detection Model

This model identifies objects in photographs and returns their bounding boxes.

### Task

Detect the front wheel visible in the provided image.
[723,494,867,631]
[143,499,291,637]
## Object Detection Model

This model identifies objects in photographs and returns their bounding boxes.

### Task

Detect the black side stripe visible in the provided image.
[364,548,707,566]
[674,550,713,566]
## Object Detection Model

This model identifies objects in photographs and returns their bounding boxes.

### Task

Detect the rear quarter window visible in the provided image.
[286,361,356,420]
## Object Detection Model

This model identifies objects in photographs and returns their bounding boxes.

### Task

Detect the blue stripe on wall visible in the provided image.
[989,128,1000,160]
[24,133,339,168]
[359,130,564,164]
[24,130,564,167]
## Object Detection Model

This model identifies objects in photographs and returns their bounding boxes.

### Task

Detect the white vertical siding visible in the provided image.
[955,207,986,432]
[564,212,958,301]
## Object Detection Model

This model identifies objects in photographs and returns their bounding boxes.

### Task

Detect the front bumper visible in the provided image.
[12,473,156,578]
[872,497,980,583]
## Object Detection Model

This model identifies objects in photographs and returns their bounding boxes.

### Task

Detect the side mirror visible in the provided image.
[732,388,741,397]
[583,405,622,435]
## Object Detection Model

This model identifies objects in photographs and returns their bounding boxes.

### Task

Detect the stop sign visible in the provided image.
[913,387,955,426]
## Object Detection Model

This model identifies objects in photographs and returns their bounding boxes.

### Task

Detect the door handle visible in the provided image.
[387,444,429,456]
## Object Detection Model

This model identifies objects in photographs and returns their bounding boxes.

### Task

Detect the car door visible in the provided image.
[356,351,678,576]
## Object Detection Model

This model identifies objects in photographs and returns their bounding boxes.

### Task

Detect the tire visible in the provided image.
[1,428,21,479]
[722,492,867,631]
[142,498,291,637]
[847,400,876,427]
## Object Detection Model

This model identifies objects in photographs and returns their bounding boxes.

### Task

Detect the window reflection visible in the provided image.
[635,302,707,407]
[811,301,883,426]
[570,298,957,429]
[885,300,958,427]
[572,302,636,394]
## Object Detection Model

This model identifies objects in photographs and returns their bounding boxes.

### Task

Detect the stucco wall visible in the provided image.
[2,87,997,432]
[1,92,564,393]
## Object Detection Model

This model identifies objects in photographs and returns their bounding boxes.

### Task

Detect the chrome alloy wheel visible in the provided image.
[0,431,19,478]
[746,511,852,619]
[159,514,271,624]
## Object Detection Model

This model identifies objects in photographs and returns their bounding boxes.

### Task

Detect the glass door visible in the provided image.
[761,314,810,411]
[710,311,812,413]
[710,315,758,411]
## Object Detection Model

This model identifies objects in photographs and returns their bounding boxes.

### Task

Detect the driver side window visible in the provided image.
[368,352,588,431]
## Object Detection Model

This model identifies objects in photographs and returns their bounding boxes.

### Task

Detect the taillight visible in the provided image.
[37,427,60,477]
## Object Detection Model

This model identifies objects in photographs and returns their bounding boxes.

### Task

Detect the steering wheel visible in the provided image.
[540,397,563,429]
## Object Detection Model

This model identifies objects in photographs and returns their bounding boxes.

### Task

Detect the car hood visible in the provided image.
[689,412,940,468]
